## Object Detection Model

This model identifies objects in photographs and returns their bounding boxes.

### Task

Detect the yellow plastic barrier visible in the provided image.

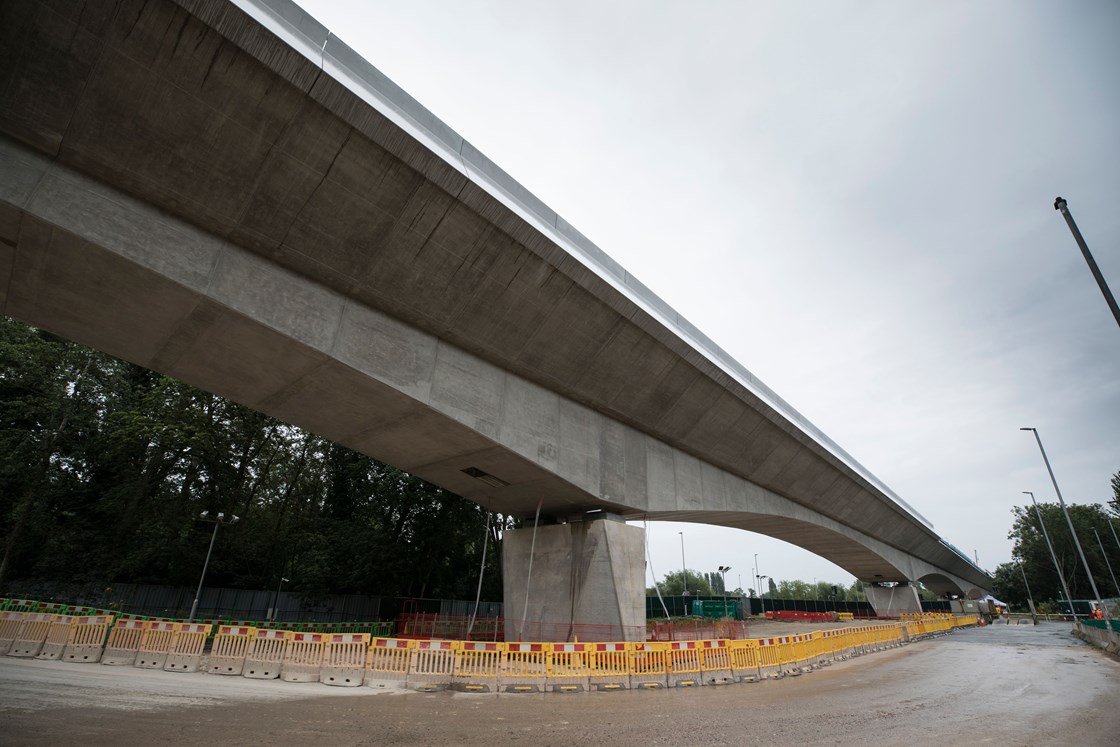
[244,628,290,679]
[838,612,854,621]
[135,621,177,669]
[36,615,75,660]
[502,642,547,693]
[548,643,591,693]
[408,639,454,691]
[209,626,256,675]
[698,639,734,685]
[165,623,210,673]
[629,642,668,689]
[755,637,785,679]
[102,619,146,666]
[366,637,413,689]
[62,614,113,663]
[322,633,369,687]
[666,640,703,688]
[728,639,761,682]
[452,641,502,692]
[588,642,629,691]
[281,632,325,683]
[8,613,56,658]
[0,611,26,654]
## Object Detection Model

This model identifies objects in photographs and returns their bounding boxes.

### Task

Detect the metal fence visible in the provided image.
[2,580,502,623]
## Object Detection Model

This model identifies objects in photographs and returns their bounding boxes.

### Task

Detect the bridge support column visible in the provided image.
[864,582,922,617]
[502,516,645,642]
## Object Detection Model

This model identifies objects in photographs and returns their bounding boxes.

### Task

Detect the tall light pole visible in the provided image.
[189,511,239,622]
[269,575,290,622]
[678,531,688,609]
[1024,491,1076,618]
[1022,428,1106,618]
[718,565,731,608]
[1054,197,1120,330]
[1017,559,1037,622]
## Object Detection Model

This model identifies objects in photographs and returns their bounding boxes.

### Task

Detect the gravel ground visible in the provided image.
[2,622,1117,746]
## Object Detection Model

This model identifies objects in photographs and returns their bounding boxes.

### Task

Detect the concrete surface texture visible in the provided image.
[863,584,923,616]
[501,518,646,641]
[0,0,988,596]
[2,623,1118,746]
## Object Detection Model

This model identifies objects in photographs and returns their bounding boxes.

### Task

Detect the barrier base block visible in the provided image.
[322,669,365,687]
[134,654,169,669]
[366,677,407,690]
[589,681,629,692]
[451,682,494,693]
[501,683,541,694]
[101,652,138,666]
[243,664,281,680]
[547,682,586,693]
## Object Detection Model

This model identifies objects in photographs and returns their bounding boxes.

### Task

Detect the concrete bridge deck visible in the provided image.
[0,0,990,613]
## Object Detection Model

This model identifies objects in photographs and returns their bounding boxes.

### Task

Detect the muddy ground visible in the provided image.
[2,622,1117,746]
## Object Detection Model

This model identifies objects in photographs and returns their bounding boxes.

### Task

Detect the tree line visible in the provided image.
[991,490,1120,612]
[648,570,872,602]
[0,318,510,603]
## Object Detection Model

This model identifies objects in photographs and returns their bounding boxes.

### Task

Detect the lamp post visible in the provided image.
[758,575,769,618]
[269,575,290,622]
[679,531,688,616]
[1016,559,1038,623]
[189,511,239,622]
[1021,428,1106,618]
[718,565,732,612]
[1024,491,1076,618]
[1053,197,1120,330]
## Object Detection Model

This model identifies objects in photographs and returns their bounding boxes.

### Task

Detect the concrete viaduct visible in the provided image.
[0,0,990,638]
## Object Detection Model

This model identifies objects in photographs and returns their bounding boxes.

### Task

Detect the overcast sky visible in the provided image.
[294,0,1120,593]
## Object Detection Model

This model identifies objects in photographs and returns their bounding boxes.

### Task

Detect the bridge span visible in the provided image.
[0,0,990,636]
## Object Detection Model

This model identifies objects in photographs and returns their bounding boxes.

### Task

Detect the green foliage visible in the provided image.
[649,570,713,597]
[0,317,510,601]
[991,499,1120,609]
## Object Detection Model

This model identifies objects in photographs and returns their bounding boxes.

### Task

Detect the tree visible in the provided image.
[648,570,713,597]
[0,317,511,603]
[1110,470,1119,518]
[993,500,1120,608]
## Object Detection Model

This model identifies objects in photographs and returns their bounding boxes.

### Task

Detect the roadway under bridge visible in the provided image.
[0,0,991,637]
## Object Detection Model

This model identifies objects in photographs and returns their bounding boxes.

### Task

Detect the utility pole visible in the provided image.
[1024,491,1076,618]
[1054,197,1120,330]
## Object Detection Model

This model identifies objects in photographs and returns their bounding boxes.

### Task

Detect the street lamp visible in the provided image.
[269,576,290,622]
[718,565,732,608]
[679,531,688,601]
[188,511,239,622]
[1024,491,1075,618]
[1021,428,1107,618]
[758,575,770,618]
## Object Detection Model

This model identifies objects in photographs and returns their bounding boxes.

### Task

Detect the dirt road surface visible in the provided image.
[3,622,1117,746]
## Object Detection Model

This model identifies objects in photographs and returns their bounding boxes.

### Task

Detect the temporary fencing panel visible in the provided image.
[165,623,210,673]
[321,633,370,687]
[548,643,591,692]
[135,621,177,669]
[36,615,75,660]
[8,613,56,658]
[629,642,668,689]
[244,629,290,679]
[408,640,454,691]
[102,619,146,666]
[1,612,27,655]
[281,632,325,683]
[699,639,734,685]
[588,642,629,691]
[209,626,256,675]
[667,640,703,687]
[729,639,761,683]
[452,641,502,692]
[755,638,785,679]
[502,642,547,693]
[62,615,113,663]
[366,638,413,689]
